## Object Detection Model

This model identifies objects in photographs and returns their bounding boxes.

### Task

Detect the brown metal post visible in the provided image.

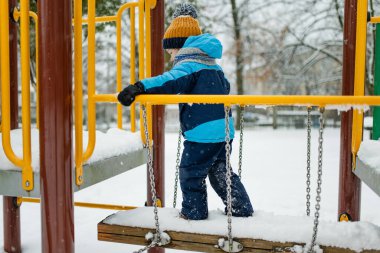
[38,0,74,252]
[3,0,21,252]
[338,0,361,221]
[148,1,165,253]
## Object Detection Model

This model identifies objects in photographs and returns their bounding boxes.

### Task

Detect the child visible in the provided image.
[118,3,253,220]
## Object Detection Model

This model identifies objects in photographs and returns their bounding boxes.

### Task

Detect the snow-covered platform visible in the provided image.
[98,207,380,253]
[0,128,146,197]
[356,140,380,197]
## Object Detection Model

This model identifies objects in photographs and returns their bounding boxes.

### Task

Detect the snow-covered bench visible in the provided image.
[98,207,380,252]
[0,128,145,197]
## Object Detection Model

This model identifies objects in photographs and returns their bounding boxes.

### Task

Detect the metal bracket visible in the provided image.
[11,6,20,23]
[145,232,171,247]
[215,238,243,252]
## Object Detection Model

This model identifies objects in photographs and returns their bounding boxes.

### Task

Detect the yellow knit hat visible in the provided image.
[163,3,202,49]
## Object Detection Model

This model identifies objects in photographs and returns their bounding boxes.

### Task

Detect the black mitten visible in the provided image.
[117,82,145,106]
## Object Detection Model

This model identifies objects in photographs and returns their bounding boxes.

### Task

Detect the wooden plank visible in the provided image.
[98,233,273,253]
[98,222,295,250]
[98,222,380,253]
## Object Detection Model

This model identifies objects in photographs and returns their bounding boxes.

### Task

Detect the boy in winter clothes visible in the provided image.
[118,3,253,220]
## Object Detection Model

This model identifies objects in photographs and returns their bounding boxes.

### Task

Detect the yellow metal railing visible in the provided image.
[352,0,368,169]
[0,0,34,191]
[17,197,137,211]
[14,9,40,129]
[94,94,380,107]
[371,17,380,23]
[74,0,155,186]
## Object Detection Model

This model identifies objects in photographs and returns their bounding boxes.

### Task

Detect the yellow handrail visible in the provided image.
[130,8,137,132]
[83,0,149,161]
[74,0,84,185]
[115,2,139,130]
[20,0,33,190]
[75,0,147,186]
[29,12,39,130]
[81,16,117,24]
[351,0,368,169]
[93,94,380,106]
[18,197,138,211]
[83,0,97,163]
[0,0,24,168]
[0,0,34,191]
[370,16,380,24]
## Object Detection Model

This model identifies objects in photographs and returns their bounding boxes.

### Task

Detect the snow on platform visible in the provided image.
[0,128,145,197]
[0,128,143,171]
[356,140,380,197]
[102,207,380,252]
[358,140,380,169]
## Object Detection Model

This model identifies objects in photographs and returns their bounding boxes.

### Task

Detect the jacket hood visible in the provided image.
[182,33,223,59]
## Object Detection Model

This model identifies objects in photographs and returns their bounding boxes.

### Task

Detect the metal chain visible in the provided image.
[224,106,233,252]
[238,106,245,179]
[173,129,182,208]
[141,105,161,247]
[133,241,157,253]
[306,107,325,253]
[306,107,312,216]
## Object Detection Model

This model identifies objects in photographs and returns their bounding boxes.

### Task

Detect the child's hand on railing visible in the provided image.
[117,82,145,106]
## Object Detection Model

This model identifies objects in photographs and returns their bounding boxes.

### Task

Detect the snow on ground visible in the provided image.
[1,127,380,252]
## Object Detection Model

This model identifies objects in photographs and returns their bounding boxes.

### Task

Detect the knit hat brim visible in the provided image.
[163,37,188,49]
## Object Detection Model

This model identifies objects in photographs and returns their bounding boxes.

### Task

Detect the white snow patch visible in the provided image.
[358,140,380,169]
[0,128,143,171]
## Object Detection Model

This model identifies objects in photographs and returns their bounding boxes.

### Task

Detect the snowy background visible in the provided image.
[1,127,379,252]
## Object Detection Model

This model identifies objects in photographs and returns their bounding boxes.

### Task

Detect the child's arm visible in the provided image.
[118,64,196,106]
[141,63,196,94]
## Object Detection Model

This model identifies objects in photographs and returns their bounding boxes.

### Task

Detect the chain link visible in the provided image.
[306,107,312,216]
[173,129,182,208]
[224,106,233,252]
[306,107,324,253]
[238,106,245,179]
[139,105,161,251]
[133,241,157,253]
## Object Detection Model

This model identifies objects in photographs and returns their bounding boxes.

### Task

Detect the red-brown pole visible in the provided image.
[148,1,165,253]
[38,0,74,252]
[3,0,21,252]
[338,0,361,221]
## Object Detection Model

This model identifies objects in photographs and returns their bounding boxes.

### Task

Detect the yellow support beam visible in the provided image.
[130,8,137,132]
[370,17,380,23]
[0,0,24,168]
[18,197,138,211]
[81,16,117,24]
[93,94,380,106]
[74,0,84,186]
[115,2,139,130]
[83,0,97,163]
[352,0,368,169]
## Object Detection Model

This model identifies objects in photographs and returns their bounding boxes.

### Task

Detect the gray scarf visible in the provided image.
[173,48,216,66]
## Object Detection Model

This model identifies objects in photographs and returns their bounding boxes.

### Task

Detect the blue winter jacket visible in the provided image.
[141,33,235,143]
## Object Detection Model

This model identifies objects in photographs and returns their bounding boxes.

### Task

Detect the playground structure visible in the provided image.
[0,0,380,252]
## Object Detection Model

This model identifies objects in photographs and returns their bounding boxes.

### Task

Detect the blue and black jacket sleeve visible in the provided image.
[139,63,196,94]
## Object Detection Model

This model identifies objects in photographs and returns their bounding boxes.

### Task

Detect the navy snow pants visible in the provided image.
[180,140,254,220]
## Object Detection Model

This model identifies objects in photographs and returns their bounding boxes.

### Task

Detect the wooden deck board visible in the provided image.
[98,221,380,253]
